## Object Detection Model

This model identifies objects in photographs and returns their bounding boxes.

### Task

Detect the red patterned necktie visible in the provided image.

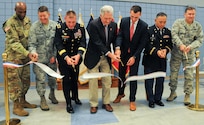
[130,23,134,41]
[128,23,134,53]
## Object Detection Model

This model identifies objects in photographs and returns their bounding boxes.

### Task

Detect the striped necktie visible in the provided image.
[105,25,108,44]
[130,23,134,41]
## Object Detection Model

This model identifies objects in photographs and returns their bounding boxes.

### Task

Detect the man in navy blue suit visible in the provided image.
[113,5,148,111]
[84,5,120,114]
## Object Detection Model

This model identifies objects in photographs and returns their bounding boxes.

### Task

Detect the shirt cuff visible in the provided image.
[105,51,111,56]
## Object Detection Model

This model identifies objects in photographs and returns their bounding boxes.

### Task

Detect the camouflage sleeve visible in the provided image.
[49,36,57,58]
[28,23,37,54]
[5,20,29,57]
[51,44,57,58]
[189,23,204,49]
[171,20,184,48]
[50,21,57,58]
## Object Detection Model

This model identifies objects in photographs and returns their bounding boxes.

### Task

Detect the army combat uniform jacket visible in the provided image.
[4,14,31,64]
[3,14,31,101]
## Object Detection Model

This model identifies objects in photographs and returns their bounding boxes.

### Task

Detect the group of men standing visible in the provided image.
[2,1,204,117]
[3,2,85,116]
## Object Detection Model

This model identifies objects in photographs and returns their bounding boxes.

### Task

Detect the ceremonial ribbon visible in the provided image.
[3,61,64,79]
[183,59,200,71]
[81,71,166,86]
[81,72,122,82]
[124,71,166,83]
[81,72,123,87]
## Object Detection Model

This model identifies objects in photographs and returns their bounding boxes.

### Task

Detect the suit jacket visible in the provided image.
[142,25,172,72]
[84,17,117,69]
[115,17,148,59]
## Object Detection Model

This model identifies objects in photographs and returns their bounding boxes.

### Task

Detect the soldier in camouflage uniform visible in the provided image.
[28,6,58,111]
[54,10,86,113]
[3,2,37,116]
[167,6,204,105]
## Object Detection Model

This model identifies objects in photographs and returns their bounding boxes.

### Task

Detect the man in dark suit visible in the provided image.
[84,5,120,114]
[142,12,172,108]
[113,5,148,111]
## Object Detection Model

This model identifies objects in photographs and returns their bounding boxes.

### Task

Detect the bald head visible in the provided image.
[15,2,27,20]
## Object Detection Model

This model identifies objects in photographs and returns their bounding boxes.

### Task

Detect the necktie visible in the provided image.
[160,29,163,36]
[130,23,134,41]
[105,25,108,43]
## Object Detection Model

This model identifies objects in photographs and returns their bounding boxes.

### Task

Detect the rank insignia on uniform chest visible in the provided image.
[163,35,170,38]
[150,34,155,41]
[74,29,82,39]
[61,35,70,39]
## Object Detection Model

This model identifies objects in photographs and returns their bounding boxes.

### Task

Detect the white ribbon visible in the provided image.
[3,61,64,79]
[3,62,27,67]
[32,62,64,78]
[81,72,114,79]
[183,59,200,71]
[124,71,166,83]
[81,71,166,87]
[81,72,122,81]
[81,72,123,85]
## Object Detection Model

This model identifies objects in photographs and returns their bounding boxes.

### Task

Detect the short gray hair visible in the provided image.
[100,5,114,16]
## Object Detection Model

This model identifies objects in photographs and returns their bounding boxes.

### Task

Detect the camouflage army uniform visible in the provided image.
[170,19,204,94]
[28,20,57,97]
[4,14,31,101]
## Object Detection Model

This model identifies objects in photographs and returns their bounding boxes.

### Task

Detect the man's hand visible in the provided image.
[179,44,186,52]
[29,53,38,62]
[65,56,74,65]
[71,54,81,65]
[115,49,121,58]
[127,56,135,66]
[50,57,56,64]
[108,53,120,62]
[157,49,166,58]
[185,45,191,53]
[161,49,167,58]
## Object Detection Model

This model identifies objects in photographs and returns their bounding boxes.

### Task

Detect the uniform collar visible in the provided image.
[155,25,165,32]
[14,14,22,21]
[65,22,78,30]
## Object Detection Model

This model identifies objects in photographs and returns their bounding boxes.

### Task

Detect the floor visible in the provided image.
[1,78,204,125]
